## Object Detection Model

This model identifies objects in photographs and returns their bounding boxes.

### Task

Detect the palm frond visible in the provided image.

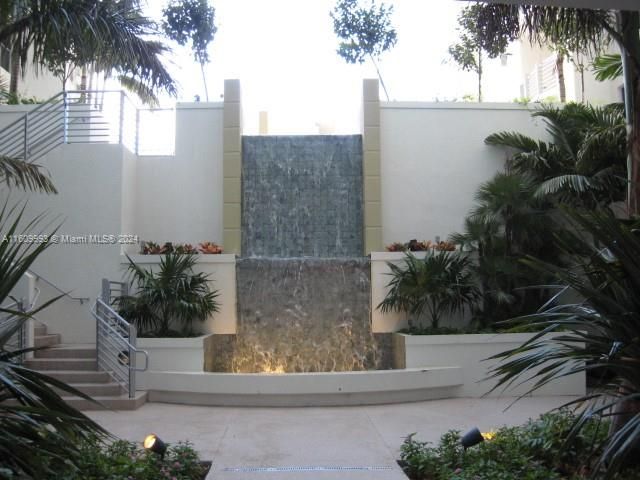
[0,155,57,193]
[487,210,640,477]
[593,53,623,82]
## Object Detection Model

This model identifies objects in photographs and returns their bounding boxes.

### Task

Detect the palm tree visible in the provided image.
[118,253,219,336]
[0,0,176,101]
[487,209,640,478]
[486,103,627,209]
[378,250,479,330]
[450,173,555,328]
[474,4,640,215]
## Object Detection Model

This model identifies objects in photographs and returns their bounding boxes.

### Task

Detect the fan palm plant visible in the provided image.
[450,173,557,328]
[118,253,220,336]
[486,103,627,209]
[0,204,107,478]
[487,209,640,478]
[378,250,479,330]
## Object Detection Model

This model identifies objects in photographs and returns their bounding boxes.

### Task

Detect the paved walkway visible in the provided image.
[88,396,576,480]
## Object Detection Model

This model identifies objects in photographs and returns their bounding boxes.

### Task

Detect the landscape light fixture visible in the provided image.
[143,433,167,459]
[460,427,484,450]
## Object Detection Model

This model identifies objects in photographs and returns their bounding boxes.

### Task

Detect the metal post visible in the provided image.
[128,323,137,398]
[101,278,110,304]
[62,91,69,144]
[17,300,24,363]
[118,91,125,145]
[22,116,28,160]
[135,108,140,155]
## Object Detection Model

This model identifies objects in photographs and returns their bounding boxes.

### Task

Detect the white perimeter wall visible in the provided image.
[0,99,566,341]
[135,102,224,245]
[380,102,549,244]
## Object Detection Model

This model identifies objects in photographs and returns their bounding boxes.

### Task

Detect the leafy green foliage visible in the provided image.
[399,410,638,480]
[448,5,508,103]
[331,0,396,99]
[450,173,557,328]
[486,103,627,208]
[378,251,479,330]
[118,253,220,336]
[593,54,623,82]
[34,437,208,480]
[0,204,108,478]
[331,0,396,64]
[487,210,640,478]
[0,155,56,194]
[163,0,216,66]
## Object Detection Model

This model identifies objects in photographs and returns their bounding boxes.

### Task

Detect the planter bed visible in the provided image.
[393,332,585,397]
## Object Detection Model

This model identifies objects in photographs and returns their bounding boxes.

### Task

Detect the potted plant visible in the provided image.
[378,250,479,332]
[118,253,220,337]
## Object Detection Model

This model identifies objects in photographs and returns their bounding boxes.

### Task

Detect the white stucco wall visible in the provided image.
[134,102,224,244]
[379,102,549,245]
[1,143,128,343]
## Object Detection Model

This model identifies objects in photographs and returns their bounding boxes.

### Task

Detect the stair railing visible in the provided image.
[1,271,41,362]
[0,90,143,162]
[92,283,148,399]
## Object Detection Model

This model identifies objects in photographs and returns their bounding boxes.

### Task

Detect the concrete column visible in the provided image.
[223,79,242,254]
[362,79,382,254]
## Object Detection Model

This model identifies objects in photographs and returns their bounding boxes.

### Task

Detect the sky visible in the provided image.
[144,0,524,134]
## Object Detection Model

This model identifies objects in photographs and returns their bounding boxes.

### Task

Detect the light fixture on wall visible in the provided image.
[143,434,167,459]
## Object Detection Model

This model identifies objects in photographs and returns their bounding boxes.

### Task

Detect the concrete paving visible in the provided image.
[88,396,577,480]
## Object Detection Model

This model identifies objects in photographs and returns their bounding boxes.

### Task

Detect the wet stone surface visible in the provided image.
[241,135,363,258]
[211,258,390,373]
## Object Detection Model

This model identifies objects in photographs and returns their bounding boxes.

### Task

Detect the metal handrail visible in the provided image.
[27,268,89,304]
[92,296,148,399]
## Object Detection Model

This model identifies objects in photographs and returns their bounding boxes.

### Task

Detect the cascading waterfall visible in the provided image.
[207,135,391,373]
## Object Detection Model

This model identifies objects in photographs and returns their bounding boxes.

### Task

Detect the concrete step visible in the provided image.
[24,358,97,371]
[35,345,97,359]
[44,370,112,384]
[33,324,47,336]
[61,391,147,411]
[54,382,123,397]
[34,334,61,348]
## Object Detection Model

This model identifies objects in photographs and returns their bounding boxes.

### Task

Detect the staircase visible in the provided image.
[24,323,147,410]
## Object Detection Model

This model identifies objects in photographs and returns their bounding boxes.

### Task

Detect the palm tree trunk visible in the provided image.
[556,52,566,103]
[618,11,640,216]
[9,46,19,96]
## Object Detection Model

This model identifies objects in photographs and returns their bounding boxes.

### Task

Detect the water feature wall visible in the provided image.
[205,135,391,373]
[241,135,363,258]
[231,258,389,373]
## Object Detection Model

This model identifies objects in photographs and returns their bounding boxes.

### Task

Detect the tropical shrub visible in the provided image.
[450,173,558,328]
[399,410,639,480]
[486,103,627,209]
[378,251,479,330]
[118,253,219,336]
[487,210,640,478]
[53,438,209,480]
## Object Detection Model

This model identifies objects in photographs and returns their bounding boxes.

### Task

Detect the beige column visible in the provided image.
[362,79,382,254]
[223,79,242,254]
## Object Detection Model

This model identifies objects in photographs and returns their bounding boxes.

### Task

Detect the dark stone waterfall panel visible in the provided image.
[220,257,390,373]
[241,135,363,257]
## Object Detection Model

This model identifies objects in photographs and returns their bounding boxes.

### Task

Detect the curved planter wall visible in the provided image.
[393,332,586,398]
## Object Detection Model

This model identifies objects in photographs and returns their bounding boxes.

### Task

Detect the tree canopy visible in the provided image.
[163,0,217,101]
[331,0,397,100]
